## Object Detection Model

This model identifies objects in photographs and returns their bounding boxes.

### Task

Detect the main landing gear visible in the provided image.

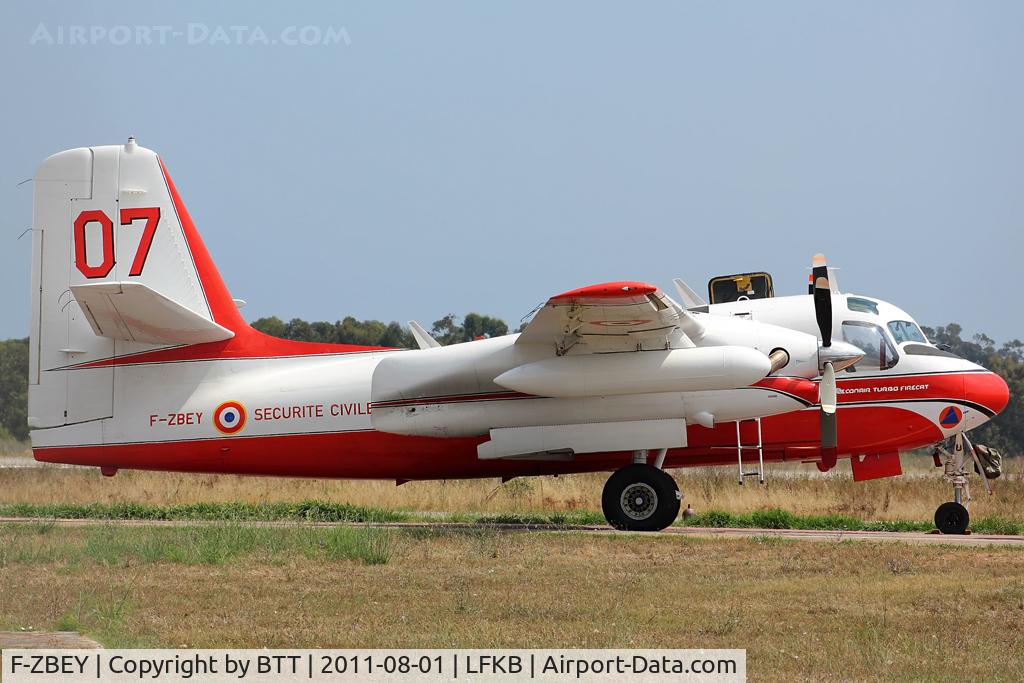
[602,450,681,531]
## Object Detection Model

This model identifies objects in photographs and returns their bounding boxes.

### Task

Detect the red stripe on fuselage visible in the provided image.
[34,401,945,479]
[372,372,980,412]
[371,390,534,409]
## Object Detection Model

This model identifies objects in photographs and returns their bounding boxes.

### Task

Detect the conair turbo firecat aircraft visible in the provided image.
[27,140,1010,533]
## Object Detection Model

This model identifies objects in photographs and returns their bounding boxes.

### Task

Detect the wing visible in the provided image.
[516,281,699,354]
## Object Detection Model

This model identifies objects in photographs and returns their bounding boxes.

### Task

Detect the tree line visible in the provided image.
[248,313,509,348]
[0,319,1020,454]
[919,324,1022,455]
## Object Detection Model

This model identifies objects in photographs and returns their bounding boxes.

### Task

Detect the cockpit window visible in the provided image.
[846,297,879,315]
[887,320,927,344]
[842,320,898,371]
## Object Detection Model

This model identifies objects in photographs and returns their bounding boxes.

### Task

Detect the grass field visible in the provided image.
[1,522,1023,682]
[4,447,1024,681]
[3,449,1022,526]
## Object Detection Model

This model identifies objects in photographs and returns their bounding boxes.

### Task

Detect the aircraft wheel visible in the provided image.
[602,464,681,532]
[934,501,970,535]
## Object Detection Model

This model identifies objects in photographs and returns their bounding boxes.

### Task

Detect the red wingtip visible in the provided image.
[549,281,658,303]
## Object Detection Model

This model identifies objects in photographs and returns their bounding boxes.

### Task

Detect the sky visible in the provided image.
[1,1,1021,342]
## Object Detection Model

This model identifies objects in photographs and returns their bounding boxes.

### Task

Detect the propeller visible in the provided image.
[813,253,839,471]
[809,255,862,472]
[812,254,832,347]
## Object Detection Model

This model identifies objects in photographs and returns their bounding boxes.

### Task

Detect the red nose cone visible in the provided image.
[966,372,1010,416]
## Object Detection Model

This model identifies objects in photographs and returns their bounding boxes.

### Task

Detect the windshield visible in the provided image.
[842,320,898,371]
[888,320,927,344]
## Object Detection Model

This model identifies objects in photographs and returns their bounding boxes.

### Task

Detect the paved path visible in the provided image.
[1,517,1022,547]
[0,631,102,648]
[659,525,1024,546]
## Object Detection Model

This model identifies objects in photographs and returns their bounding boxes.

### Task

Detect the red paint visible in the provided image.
[817,449,838,472]
[753,376,819,404]
[61,161,391,370]
[549,281,658,303]
[120,206,161,276]
[34,402,947,480]
[758,371,1002,414]
[73,210,115,278]
[835,373,964,405]
[371,390,531,409]
[684,404,944,457]
[850,452,903,481]
[372,373,991,413]
[159,158,246,332]
[213,401,247,435]
[965,371,1010,415]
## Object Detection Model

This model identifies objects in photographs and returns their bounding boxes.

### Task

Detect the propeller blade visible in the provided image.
[812,253,832,347]
[817,361,838,471]
[820,412,837,454]
[820,362,837,414]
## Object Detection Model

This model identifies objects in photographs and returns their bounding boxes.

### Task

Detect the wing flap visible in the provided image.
[516,280,687,353]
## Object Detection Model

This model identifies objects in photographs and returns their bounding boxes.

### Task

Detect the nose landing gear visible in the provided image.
[933,432,993,535]
[602,462,681,531]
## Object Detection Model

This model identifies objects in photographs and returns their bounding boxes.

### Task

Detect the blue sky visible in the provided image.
[2,1,1021,342]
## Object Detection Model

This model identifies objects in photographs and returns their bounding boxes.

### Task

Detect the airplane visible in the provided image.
[26,139,1010,534]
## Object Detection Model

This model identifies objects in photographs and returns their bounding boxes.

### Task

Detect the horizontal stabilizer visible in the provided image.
[71,281,234,345]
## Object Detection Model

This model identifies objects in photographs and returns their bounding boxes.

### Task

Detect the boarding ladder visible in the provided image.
[735,418,765,485]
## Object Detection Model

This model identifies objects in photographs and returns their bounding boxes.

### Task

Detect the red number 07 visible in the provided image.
[73,207,161,279]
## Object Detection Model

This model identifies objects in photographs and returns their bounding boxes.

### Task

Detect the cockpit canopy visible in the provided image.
[839,297,931,371]
[706,268,939,373]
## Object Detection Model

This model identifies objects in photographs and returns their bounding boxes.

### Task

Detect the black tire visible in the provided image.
[602,464,681,531]
[935,501,970,535]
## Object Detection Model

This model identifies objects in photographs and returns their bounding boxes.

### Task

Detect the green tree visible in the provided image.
[0,338,29,441]
[251,315,286,338]
[431,313,508,344]
[430,314,463,346]
[251,315,417,348]
[463,313,508,340]
[922,324,1022,454]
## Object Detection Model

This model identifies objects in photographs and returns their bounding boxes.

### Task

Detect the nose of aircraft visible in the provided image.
[965,371,1011,417]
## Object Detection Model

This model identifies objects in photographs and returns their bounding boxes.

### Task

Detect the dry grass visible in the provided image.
[0,438,29,456]
[1,524,1023,682]
[4,453,1023,524]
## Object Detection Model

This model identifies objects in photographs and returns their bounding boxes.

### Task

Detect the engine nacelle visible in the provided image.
[493,346,771,398]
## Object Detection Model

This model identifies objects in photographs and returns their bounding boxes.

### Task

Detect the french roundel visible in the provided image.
[939,405,963,428]
[214,401,247,434]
